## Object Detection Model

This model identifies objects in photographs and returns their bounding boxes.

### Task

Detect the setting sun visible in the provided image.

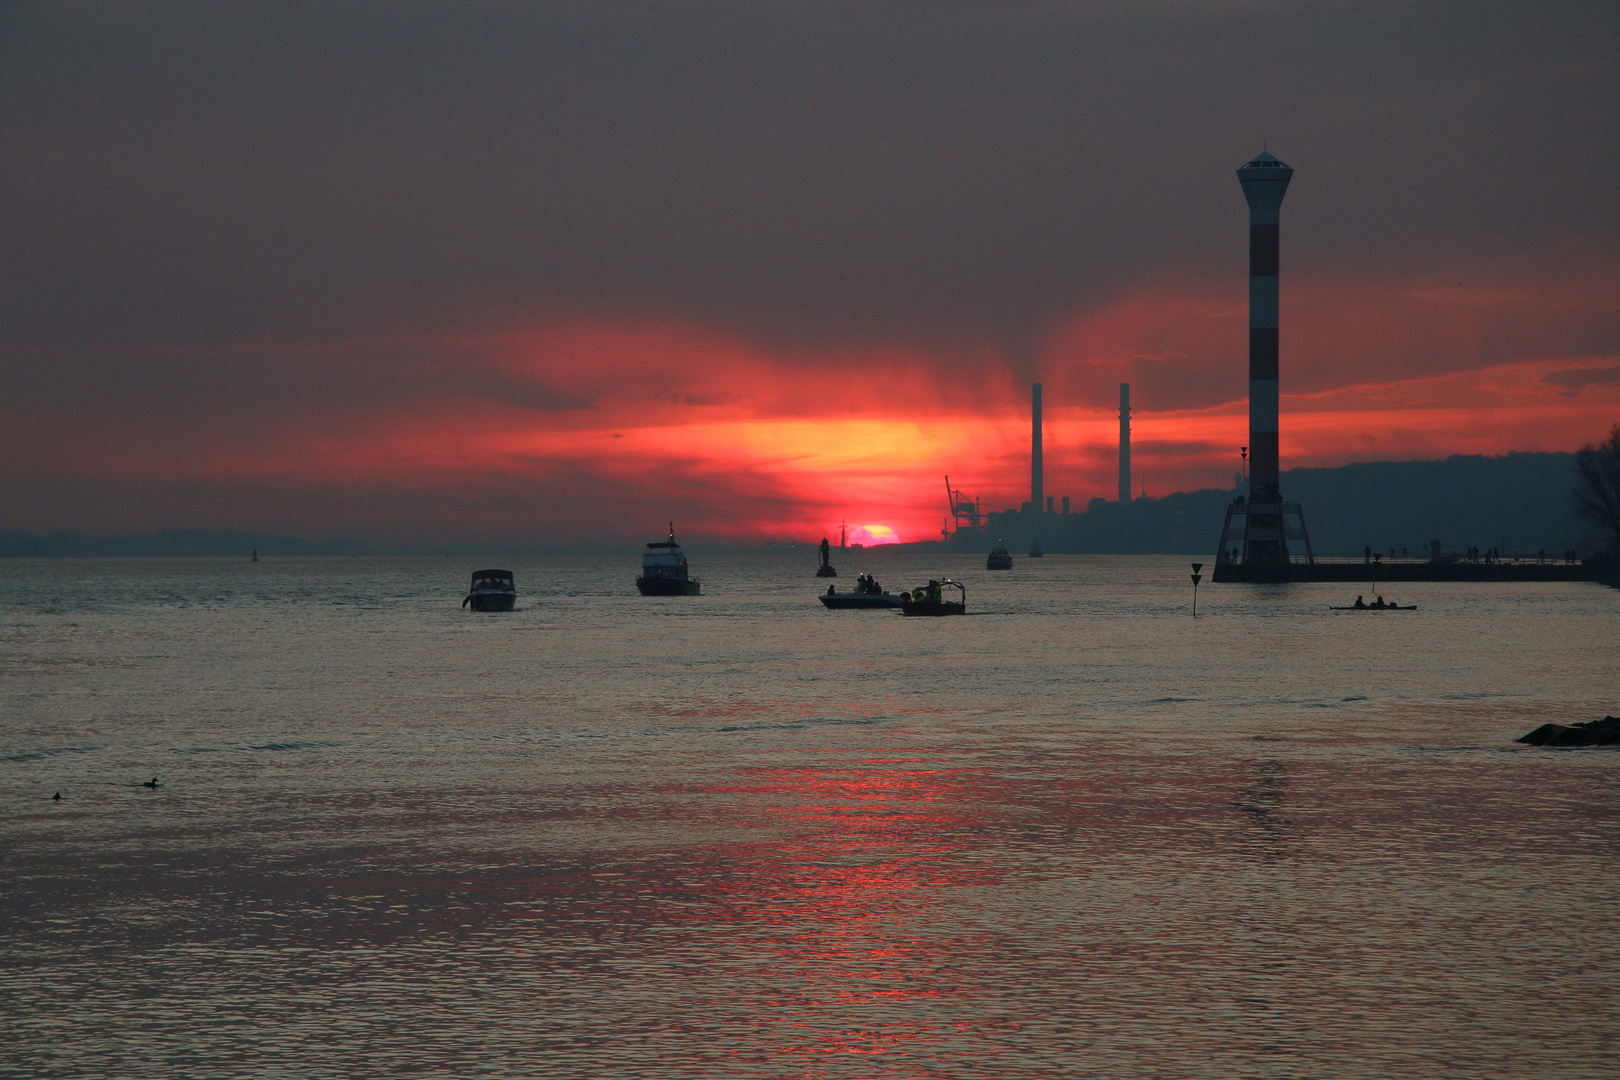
[848,524,900,546]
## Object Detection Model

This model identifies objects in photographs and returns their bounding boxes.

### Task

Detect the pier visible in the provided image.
[1213,554,1606,584]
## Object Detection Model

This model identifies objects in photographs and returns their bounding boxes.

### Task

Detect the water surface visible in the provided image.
[3,553,1617,1077]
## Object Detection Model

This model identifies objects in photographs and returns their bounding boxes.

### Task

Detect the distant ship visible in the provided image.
[987,540,1013,570]
[463,568,517,611]
[816,537,837,578]
[637,524,702,596]
[1028,542,1044,558]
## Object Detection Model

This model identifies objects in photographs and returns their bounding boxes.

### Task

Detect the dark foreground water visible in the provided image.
[2,552,1617,1078]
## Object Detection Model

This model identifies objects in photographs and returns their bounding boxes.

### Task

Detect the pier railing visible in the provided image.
[1293,552,1584,566]
[1216,551,1587,567]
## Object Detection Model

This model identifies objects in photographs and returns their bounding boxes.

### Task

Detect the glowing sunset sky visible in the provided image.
[1,2,1616,544]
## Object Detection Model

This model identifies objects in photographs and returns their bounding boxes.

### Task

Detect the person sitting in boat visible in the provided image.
[926,579,941,602]
[1353,595,1367,608]
[826,584,836,595]
[1374,596,1386,608]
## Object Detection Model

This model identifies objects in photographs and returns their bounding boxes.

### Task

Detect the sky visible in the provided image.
[2,0,1617,545]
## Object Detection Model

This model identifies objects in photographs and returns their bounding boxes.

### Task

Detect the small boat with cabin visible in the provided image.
[820,573,903,609]
[987,541,1013,570]
[816,537,837,578]
[901,578,966,616]
[637,524,702,596]
[463,569,517,611]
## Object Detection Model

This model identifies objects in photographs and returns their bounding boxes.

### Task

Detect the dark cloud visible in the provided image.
[1,1,1616,540]
[1541,362,1620,391]
[0,338,595,424]
[2,0,1615,360]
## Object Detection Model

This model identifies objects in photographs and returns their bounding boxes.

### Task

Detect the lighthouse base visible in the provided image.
[1214,494,1315,569]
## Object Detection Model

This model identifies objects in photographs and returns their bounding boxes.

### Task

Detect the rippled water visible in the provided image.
[3,552,1617,1078]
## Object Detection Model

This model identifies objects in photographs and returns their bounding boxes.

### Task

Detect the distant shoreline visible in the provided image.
[0,451,1603,559]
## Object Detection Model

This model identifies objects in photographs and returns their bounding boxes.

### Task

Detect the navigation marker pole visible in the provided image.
[1191,562,1203,616]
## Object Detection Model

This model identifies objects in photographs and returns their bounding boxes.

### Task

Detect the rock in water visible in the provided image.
[1517,716,1620,747]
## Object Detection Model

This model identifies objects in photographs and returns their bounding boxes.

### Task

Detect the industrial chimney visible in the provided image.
[1031,383,1043,514]
[1118,383,1131,504]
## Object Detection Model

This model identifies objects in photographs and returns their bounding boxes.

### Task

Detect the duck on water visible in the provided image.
[637,524,702,596]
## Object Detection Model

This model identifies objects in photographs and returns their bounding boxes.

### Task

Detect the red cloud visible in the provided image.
[2,265,1617,542]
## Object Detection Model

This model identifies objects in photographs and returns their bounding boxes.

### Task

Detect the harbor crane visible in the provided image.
[944,476,983,534]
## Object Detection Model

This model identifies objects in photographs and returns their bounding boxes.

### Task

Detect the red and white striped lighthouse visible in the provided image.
[1216,150,1315,569]
[1238,150,1291,502]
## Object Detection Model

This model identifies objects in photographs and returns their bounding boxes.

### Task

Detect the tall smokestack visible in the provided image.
[1237,150,1292,502]
[1031,383,1043,513]
[1118,383,1131,504]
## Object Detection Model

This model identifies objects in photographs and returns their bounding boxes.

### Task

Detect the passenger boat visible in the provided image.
[463,568,517,611]
[987,541,1013,570]
[1330,596,1416,611]
[901,578,966,616]
[819,573,903,609]
[815,537,837,578]
[1028,542,1044,558]
[636,524,702,596]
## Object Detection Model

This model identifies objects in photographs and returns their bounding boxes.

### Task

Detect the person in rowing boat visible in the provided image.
[1353,595,1367,609]
[1374,596,1387,609]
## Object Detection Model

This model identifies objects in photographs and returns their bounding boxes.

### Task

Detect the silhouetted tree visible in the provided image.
[1574,423,1620,554]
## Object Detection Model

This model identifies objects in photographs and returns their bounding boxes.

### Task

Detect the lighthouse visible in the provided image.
[1239,150,1290,505]
[1216,149,1315,570]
